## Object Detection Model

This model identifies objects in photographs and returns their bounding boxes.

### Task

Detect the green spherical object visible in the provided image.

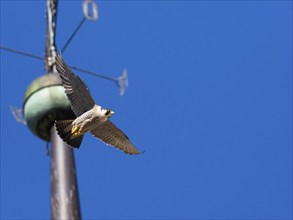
[24,72,75,141]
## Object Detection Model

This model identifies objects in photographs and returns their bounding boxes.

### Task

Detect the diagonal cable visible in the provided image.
[69,65,116,82]
[0,45,116,82]
[0,45,128,96]
[0,46,44,60]
[61,17,87,53]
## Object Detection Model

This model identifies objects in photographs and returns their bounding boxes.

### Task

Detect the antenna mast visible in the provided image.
[4,1,126,217]
[45,0,81,219]
[45,0,57,72]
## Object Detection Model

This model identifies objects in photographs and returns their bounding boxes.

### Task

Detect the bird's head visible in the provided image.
[104,109,114,118]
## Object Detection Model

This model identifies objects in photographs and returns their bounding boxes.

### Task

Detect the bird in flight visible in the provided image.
[54,54,140,155]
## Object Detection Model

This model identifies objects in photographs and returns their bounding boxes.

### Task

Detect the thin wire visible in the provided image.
[70,65,117,82]
[0,45,118,82]
[0,46,44,60]
[61,17,87,53]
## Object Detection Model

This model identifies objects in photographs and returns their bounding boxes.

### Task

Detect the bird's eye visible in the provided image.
[105,110,110,115]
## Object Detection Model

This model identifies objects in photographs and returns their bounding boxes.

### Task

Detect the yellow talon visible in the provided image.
[71,126,80,136]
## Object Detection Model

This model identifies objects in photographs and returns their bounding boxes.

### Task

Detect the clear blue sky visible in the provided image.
[1,1,292,219]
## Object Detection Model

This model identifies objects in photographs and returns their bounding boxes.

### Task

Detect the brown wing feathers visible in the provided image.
[55,55,95,117]
[90,121,140,155]
[55,120,84,148]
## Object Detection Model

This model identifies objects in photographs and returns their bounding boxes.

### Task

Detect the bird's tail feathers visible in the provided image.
[55,120,84,148]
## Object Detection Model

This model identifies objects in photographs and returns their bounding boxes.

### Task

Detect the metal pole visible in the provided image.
[45,0,81,219]
[50,126,81,220]
[45,0,58,72]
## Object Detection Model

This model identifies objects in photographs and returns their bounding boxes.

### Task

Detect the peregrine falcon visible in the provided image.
[54,55,140,155]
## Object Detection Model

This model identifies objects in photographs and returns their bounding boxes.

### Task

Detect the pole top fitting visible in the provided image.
[83,0,98,21]
[23,72,75,141]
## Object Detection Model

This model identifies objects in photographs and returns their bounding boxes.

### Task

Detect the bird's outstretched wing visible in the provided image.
[90,121,140,155]
[55,54,95,117]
